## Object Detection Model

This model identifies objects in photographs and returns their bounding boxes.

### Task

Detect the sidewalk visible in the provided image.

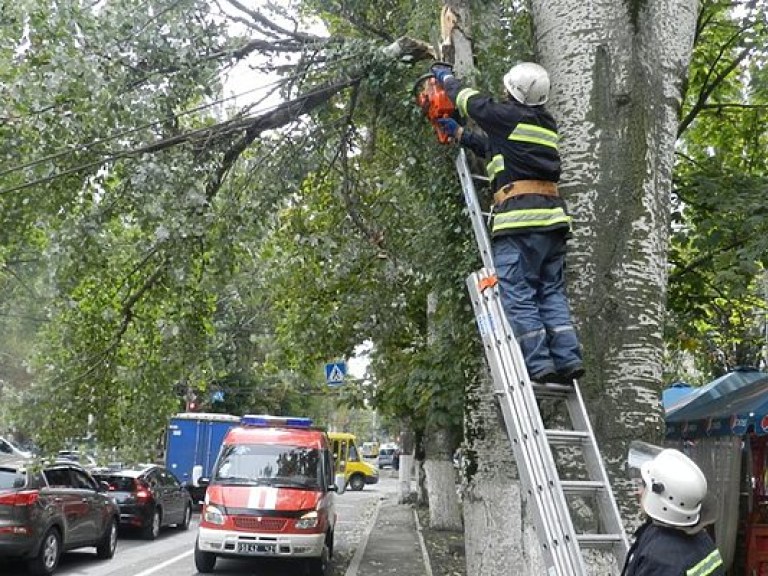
[344,492,433,576]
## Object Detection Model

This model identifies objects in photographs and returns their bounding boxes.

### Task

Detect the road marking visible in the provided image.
[132,549,193,576]
[344,497,383,576]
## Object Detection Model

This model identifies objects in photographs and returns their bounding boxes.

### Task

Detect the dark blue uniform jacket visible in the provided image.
[621,520,725,576]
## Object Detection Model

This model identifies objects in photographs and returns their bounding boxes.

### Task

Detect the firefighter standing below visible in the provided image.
[623,447,724,575]
[431,62,583,384]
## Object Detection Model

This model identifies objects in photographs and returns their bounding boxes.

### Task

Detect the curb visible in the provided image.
[344,496,384,576]
[413,507,434,576]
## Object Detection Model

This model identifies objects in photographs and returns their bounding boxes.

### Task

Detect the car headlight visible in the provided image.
[295,511,319,530]
[203,505,225,525]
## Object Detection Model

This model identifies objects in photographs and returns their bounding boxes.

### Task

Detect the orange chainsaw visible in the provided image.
[413,63,458,144]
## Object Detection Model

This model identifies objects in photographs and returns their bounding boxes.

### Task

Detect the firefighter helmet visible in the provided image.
[640,448,707,527]
[503,62,550,106]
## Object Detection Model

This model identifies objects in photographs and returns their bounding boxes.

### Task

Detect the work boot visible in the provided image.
[530,370,559,384]
[554,364,585,384]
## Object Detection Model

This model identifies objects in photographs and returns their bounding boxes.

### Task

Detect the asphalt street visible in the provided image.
[1,472,396,576]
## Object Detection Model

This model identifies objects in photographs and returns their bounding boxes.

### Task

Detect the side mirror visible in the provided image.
[192,464,203,485]
[13,478,25,489]
[98,480,110,492]
[198,477,210,488]
[334,472,346,495]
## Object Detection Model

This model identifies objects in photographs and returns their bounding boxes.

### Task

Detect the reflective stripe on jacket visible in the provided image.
[445,77,569,237]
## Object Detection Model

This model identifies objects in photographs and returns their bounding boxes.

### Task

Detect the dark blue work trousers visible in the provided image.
[492,231,582,378]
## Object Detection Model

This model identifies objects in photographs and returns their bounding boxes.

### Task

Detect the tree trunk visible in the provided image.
[423,426,462,530]
[423,289,462,530]
[463,370,545,575]
[398,426,415,503]
[532,0,699,526]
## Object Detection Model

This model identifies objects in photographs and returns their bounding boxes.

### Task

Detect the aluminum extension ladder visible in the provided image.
[456,149,629,575]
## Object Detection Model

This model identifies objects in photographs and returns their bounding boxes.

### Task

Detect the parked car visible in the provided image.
[56,450,98,469]
[92,464,193,540]
[0,457,119,575]
[377,446,398,469]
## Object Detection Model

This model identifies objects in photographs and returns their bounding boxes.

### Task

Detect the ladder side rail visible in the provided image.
[468,271,586,576]
[456,150,495,270]
[564,390,630,563]
[468,276,574,576]
[481,276,589,574]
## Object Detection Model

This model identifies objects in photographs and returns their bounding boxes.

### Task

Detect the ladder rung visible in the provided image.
[531,382,573,399]
[560,480,605,495]
[576,533,625,547]
[471,173,490,182]
[545,429,589,445]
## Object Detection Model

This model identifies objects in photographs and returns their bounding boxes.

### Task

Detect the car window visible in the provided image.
[0,467,25,489]
[71,469,96,490]
[323,450,333,486]
[45,468,73,488]
[95,474,135,491]
[146,469,161,488]
[348,444,359,462]
[161,470,180,488]
[214,444,321,488]
[0,440,13,455]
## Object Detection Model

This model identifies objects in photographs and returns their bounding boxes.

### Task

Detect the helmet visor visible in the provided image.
[626,441,665,482]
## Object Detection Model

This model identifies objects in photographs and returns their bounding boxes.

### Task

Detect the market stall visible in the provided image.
[665,368,768,575]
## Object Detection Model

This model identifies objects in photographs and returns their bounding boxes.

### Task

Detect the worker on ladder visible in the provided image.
[430,62,583,385]
[624,444,724,575]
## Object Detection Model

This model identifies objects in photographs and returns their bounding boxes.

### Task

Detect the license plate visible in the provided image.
[237,542,276,554]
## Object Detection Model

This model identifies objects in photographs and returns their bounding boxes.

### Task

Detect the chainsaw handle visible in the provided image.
[412,62,454,96]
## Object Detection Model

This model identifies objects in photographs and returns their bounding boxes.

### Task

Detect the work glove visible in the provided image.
[431,64,454,84]
[437,118,461,141]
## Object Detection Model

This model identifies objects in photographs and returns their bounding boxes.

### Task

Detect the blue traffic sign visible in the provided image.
[325,361,347,387]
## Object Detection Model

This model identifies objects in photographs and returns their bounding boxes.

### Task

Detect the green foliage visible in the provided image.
[668,0,768,378]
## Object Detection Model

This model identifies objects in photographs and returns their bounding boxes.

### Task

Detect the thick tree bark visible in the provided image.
[423,426,462,530]
[463,371,546,575]
[423,292,463,530]
[398,426,415,503]
[533,0,699,529]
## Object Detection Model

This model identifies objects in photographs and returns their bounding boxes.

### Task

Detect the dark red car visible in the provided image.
[0,457,119,575]
[93,464,192,540]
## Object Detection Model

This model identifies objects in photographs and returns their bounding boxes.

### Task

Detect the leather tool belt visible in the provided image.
[493,180,559,206]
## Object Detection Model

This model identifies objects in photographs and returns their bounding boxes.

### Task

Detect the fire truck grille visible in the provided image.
[232,516,287,532]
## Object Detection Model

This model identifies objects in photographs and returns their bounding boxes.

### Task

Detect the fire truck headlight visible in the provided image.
[295,510,319,529]
[203,505,225,525]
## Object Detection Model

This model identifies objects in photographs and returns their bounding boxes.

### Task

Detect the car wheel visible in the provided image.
[194,539,217,573]
[27,528,61,576]
[348,473,365,491]
[305,540,330,576]
[177,503,192,530]
[96,518,118,559]
[142,508,161,540]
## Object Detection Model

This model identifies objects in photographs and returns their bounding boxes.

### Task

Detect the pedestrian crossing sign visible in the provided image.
[325,361,347,387]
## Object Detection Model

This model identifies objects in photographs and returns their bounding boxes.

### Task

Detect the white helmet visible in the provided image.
[503,62,550,106]
[640,449,707,527]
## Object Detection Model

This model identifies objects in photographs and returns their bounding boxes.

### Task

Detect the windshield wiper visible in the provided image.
[215,476,262,485]
[270,477,318,489]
